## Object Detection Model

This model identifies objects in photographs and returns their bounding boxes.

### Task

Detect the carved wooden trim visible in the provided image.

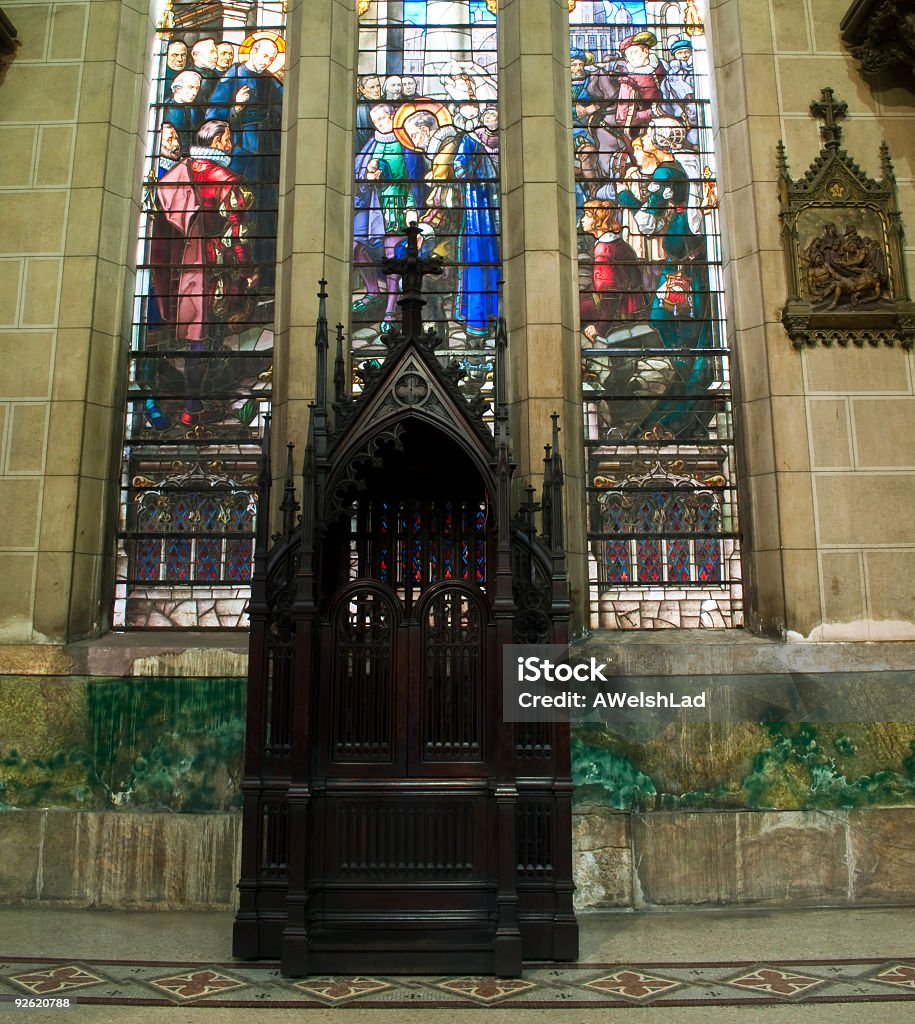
[842,0,915,79]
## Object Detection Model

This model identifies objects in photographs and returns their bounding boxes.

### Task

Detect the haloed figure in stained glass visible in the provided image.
[206,33,284,282]
[353,103,425,326]
[398,105,500,339]
[351,0,501,353]
[206,35,283,183]
[118,8,287,627]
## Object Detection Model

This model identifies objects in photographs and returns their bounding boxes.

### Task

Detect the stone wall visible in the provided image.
[2,805,914,911]
[712,0,915,639]
[0,0,150,642]
[1,632,912,909]
[0,809,241,908]
[573,805,915,910]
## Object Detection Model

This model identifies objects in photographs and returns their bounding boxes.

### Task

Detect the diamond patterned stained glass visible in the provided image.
[443,502,455,579]
[572,1,742,629]
[666,499,690,582]
[696,496,722,582]
[114,0,286,628]
[635,501,661,584]
[604,498,631,583]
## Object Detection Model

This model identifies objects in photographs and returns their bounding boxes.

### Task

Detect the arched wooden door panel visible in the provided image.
[314,582,404,778]
[412,581,491,775]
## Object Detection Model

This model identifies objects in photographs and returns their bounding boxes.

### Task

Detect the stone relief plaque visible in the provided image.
[778,88,914,349]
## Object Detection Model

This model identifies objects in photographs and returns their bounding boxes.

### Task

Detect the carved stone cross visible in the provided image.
[810,87,848,149]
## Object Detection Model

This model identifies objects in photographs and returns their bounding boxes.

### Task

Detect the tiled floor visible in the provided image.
[1,905,913,1022]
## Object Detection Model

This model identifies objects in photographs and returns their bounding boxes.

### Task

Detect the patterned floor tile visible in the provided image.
[584,968,681,1001]
[1,956,914,1008]
[434,976,537,1002]
[8,965,107,995]
[872,964,915,990]
[145,968,249,1001]
[726,966,827,997]
[289,976,394,1004]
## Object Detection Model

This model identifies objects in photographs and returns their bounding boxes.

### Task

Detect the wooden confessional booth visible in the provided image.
[233,236,578,976]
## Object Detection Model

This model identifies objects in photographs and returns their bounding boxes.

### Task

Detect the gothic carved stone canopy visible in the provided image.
[841,0,915,79]
[778,88,915,350]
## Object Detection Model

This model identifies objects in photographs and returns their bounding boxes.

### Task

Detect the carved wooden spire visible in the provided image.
[315,279,328,409]
[253,412,272,562]
[280,442,299,538]
[333,321,346,405]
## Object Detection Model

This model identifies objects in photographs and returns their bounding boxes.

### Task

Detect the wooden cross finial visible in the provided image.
[382,222,443,340]
[810,87,847,149]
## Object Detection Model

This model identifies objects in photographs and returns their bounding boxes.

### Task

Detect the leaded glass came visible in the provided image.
[114,1,286,628]
[570,0,743,629]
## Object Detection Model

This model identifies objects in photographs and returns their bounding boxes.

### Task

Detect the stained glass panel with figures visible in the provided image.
[352,1,500,409]
[570,0,742,629]
[114,1,286,628]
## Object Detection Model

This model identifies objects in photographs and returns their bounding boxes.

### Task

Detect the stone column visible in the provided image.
[271,0,356,465]
[498,0,587,626]
[710,0,802,636]
[0,0,149,642]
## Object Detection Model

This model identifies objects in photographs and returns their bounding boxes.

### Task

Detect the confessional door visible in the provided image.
[303,439,504,972]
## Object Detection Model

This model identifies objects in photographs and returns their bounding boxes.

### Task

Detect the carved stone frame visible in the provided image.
[778,88,915,350]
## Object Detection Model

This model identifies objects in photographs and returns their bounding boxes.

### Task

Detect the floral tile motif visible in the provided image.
[435,976,537,1002]
[3,956,915,1008]
[726,967,826,997]
[872,964,915,990]
[289,976,394,1004]
[145,969,248,1001]
[584,969,681,1001]
[8,965,106,995]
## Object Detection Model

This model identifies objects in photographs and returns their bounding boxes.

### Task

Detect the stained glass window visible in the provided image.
[352,1,500,407]
[114,1,286,628]
[571,0,742,629]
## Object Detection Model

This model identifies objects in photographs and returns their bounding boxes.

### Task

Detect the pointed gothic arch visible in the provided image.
[233,244,578,975]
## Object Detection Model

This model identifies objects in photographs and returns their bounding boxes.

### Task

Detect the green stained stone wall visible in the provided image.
[573,722,915,812]
[0,676,245,811]
[1,673,914,813]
